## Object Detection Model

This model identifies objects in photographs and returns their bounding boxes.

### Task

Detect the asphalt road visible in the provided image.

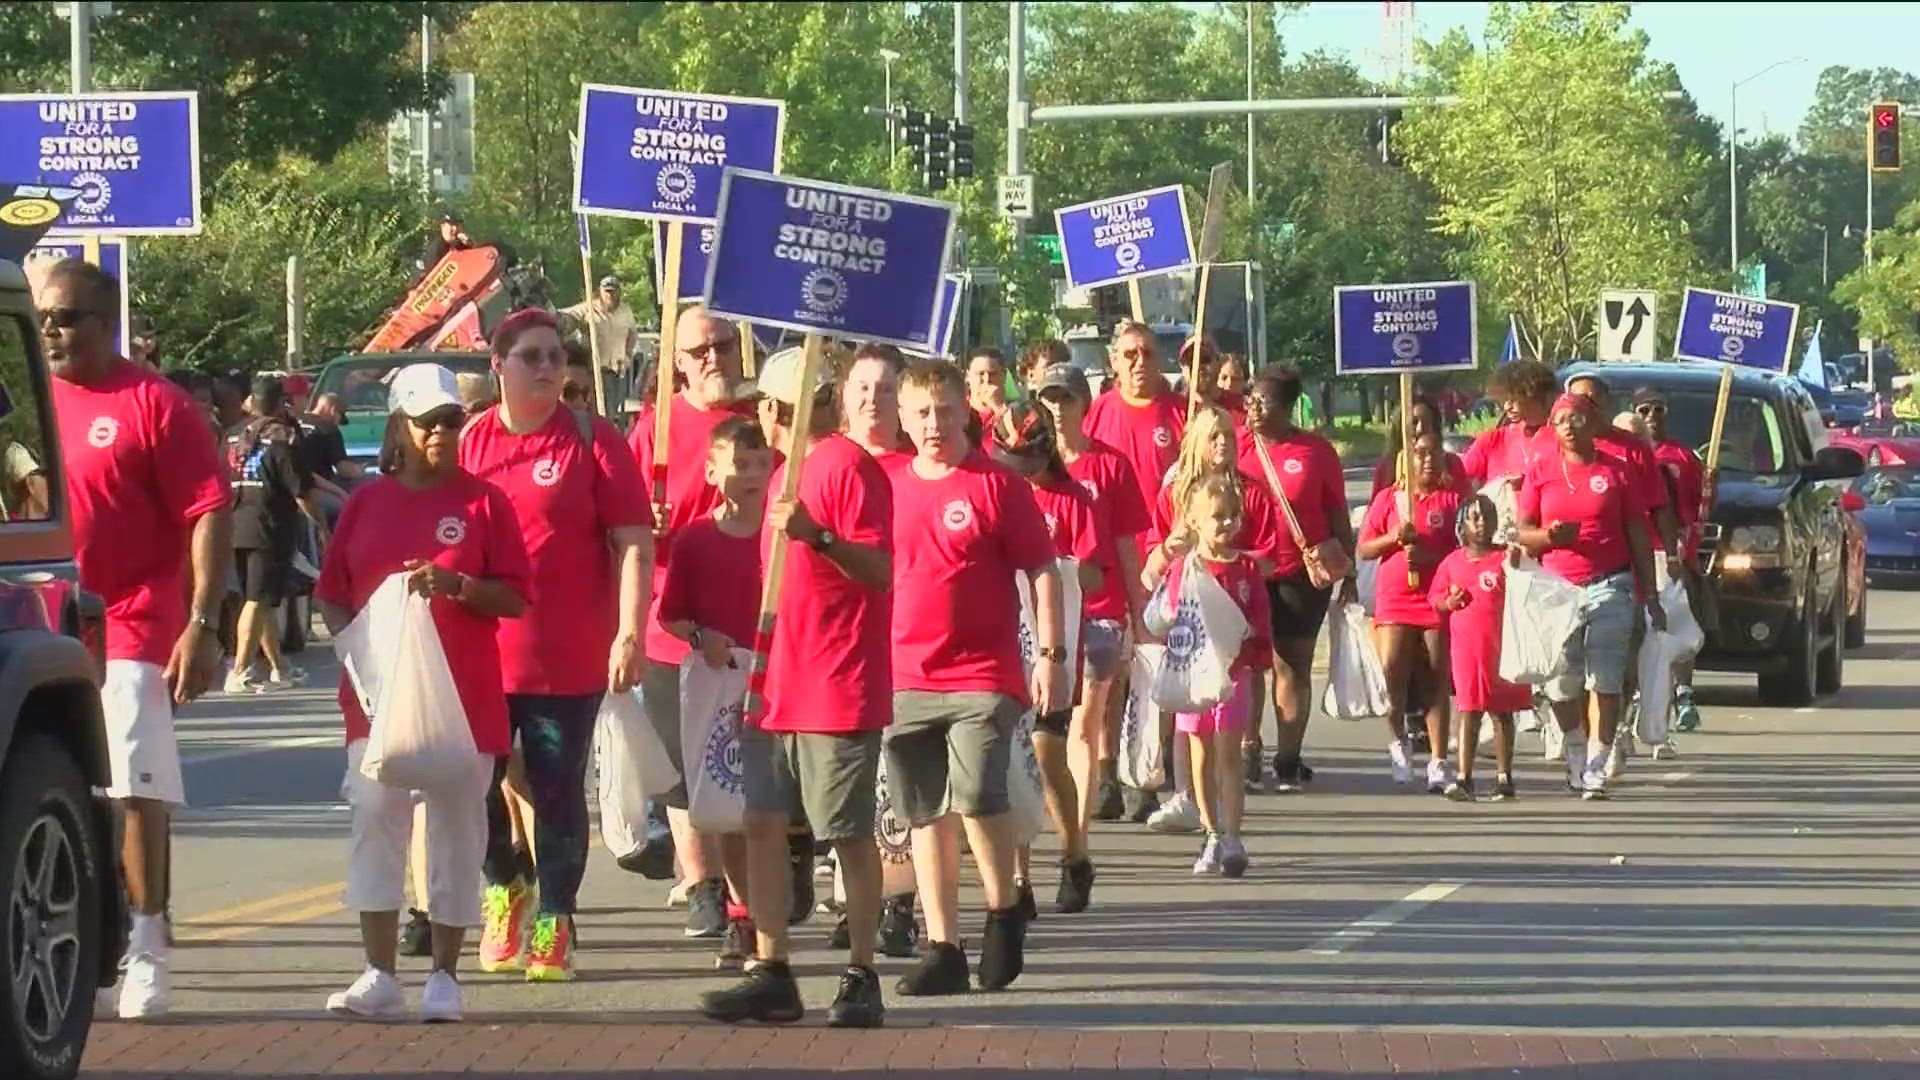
[86,578,1920,1075]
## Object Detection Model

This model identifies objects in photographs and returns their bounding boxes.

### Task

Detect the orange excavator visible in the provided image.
[361,232,554,354]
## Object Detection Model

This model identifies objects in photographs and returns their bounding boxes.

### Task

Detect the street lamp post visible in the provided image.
[880,48,901,164]
[1729,56,1805,276]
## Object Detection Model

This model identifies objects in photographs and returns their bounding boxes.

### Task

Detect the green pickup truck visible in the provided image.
[310,351,493,472]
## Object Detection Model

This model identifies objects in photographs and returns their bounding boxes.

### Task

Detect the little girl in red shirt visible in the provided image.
[1429,494,1529,803]
[1146,473,1272,879]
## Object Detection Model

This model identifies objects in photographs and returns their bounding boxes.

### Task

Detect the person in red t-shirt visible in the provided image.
[965,348,1009,451]
[1429,494,1529,803]
[1564,374,1682,569]
[886,361,1066,998]
[1462,359,1557,489]
[700,347,894,1028]
[1359,430,1463,793]
[459,309,654,981]
[628,305,754,938]
[1033,363,1151,835]
[1370,396,1470,497]
[989,401,1102,915]
[1240,368,1355,793]
[1632,385,1707,733]
[41,259,233,1020]
[1144,473,1273,878]
[314,362,532,1024]
[1085,321,1187,529]
[1516,393,1665,801]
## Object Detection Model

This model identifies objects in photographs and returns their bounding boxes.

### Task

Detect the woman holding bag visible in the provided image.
[315,363,532,1023]
[1238,369,1354,793]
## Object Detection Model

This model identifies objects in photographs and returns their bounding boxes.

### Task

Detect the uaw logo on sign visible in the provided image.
[656,163,696,208]
[702,705,745,795]
[801,267,848,315]
[1161,604,1209,672]
[70,171,110,215]
[873,760,912,866]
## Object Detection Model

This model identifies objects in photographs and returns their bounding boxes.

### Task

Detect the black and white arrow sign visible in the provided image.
[1598,287,1658,362]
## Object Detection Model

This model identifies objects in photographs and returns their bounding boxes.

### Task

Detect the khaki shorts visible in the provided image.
[740,727,881,840]
[640,661,688,809]
[884,691,1023,827]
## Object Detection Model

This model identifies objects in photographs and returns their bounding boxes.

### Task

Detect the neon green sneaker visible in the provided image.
[479,882,532,973]
[525,913,575,982]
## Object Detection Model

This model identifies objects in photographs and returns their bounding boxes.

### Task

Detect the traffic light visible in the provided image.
[950,122,975,179]
[1090,284,1129,336]
[902,109,930,152]
[1871,101,1901,173]
[922,118,951,191]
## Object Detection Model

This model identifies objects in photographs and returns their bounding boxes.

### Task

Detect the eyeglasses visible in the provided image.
[509,349,566,368]
[1635,403,1667,415]
[1116,347,1153,360]
[682,339,738,360]
[38,307,103,329]
[409,408,465,432]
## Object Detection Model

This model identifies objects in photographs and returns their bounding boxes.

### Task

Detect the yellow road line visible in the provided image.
[174,881,345,943]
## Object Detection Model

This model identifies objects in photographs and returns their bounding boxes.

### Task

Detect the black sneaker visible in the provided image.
[976,906,1028,992]
[828,914,851,950]
[787,833,815,926]
[896,940,970,997]
[716,917,754,971]
[827,965,886,1029]
[615,830,677,881]
[1491,775,1517,802]
[1093,777,1126,821]
[1055,857,1095,915]
[1271,757,1315,794]
[1122,787,1159,824]
[684,878,728,939]
[399,908,432,958]
[878,894,919,958]
[1444,779,1477,803]
[699,960,805,1024]
[1015,880,1038,923]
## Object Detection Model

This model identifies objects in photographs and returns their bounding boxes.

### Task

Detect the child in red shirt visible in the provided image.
[1429,494,1529,803]
[1145,473,1273,879]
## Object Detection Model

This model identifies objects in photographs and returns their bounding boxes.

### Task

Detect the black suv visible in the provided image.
[0,258,122,1080]
[1561,362,1865,706]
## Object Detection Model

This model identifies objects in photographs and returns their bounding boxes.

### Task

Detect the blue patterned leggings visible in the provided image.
[483,692,604,915]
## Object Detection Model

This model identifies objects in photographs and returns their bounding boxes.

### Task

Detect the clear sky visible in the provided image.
[1275,1,1920,140]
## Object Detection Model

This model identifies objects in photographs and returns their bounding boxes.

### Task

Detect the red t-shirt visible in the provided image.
[657,516,761,653]
[1241,430,1347,578]
[1653,437,1706,559]
[1063,440,1150,622]
[1147,472,1286,569]
[1461,421,1550,488]
[460,406,651,695]
[1428,547,1531,713]
[1517,451,1646,587]
[1084,390,1186,523]
[1028,473,1102,565]
[1370,452,1471,498]
[1162,552,1273,676]
[628,393,755,665]
[891,451,1057,700]
[761,434,894,734]
[973,406,998,451]
[53,362,230,664]
[315,473,533,755]
[1360,485,1463,629]
[1531,425,1667,517]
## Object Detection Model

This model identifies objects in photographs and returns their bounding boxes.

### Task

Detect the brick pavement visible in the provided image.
[82,1021,1920,1078]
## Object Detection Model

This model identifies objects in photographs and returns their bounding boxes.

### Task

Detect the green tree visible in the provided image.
[1835,199,1920,369]
[1396,2,1707,361]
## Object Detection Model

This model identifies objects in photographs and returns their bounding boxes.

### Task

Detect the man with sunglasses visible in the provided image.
[39,258,232,1019]
[1634,386,1707,732]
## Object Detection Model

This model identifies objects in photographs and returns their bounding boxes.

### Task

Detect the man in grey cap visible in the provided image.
[561,275,639,406]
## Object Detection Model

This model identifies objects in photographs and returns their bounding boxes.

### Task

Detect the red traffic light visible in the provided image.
[1871,102,1902,173]
[1876,106,1898,128]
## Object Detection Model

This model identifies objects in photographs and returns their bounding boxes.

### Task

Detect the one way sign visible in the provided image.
[1598,287,1658,362]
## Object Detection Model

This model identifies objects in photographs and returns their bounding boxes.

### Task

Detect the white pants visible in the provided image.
[342,740,491,928]
[102,660,186,805]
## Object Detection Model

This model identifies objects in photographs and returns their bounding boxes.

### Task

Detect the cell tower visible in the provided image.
[1379,1,1417,89]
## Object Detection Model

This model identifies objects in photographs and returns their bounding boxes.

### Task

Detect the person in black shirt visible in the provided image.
[224,375,311,693]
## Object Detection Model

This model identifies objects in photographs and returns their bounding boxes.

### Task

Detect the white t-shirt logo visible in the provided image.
[1282,457,1304,475]
[435,516,468,547]
[941,500,975,532]
[1478,569,1500,593]
[531,459,561,487]
[1151,426,1172,448]
[1426,509,1444,528]
[1589,474,1609,495]
[86,416,118,449]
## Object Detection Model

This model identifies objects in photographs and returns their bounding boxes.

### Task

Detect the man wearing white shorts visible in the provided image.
[40,258,233,1019]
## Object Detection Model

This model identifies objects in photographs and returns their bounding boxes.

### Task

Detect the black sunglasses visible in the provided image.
[682,339,737,360]
[1634,403,1667,415]
[39,307,105,329]
[408,408,465,432]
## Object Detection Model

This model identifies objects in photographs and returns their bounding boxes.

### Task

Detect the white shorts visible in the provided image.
[101,659,185,805]
[342,740,492,928]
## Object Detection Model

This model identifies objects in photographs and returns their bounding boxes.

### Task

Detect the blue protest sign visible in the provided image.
[654,222,716,300]
[1674,287,1800,371]
[0,93,200,235]
[26,238,129,355]
[573,85,784,225]
[1052,184,1195,290]
[1333,281,1479,375]
[906,274,965,359]
[703,169,955,350]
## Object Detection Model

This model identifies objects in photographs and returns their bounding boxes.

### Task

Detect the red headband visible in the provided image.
[1551,391,1596,418]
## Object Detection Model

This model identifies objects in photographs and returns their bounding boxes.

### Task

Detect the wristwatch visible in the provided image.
[187,610,216,634]
[1036,645,1068,662]
[689,627,705,650]
[810,528,838,553]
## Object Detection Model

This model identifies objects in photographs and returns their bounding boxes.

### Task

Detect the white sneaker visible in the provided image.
[419,971,464,1023]
[326,966,406,1022]
[666,878,693,907]
[1651,740,1679,761]
[1562,740,1587,793]
[1604,740,1628,781]
[1191,834,1224,875]
[1148,791,1201,833]
[1425,757,1453,794]
[1583,743,1612,800]
[116,949,170,1019]
[1388,740,1412,787]
[1542,721,1565,761]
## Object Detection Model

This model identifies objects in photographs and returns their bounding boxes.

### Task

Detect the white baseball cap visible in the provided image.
[387,363,464,418]
[754,346,833,406]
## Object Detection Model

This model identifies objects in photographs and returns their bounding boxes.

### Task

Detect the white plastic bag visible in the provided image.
[679,650,752,834]
[1015,557,1084,684]
[1006,712,1048,846]
[1636,573,1705,746]
[1118,644,1169,790]
[1322,601,1392,720]
[1499,557,1584,685]
[1149,555,1248,713]
[594,685,679,859]
[356,588,480,791]
[1355,558,1380,615]
[334,572,410,719]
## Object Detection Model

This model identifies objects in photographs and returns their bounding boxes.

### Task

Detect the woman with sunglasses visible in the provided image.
[315,363,532,1022]
[460,309,654,982]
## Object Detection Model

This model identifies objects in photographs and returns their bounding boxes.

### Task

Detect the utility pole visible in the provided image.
[419,13,433,200]
[1245,2,1256,226]
[69,1,91,93]
[1007,1,1027,249]
[953,3,968,127]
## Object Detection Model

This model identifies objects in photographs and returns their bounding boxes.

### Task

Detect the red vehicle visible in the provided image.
[1841,487,1869,648]
[1828,419,1920,467]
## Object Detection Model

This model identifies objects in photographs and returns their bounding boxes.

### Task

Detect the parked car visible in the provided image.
[0,258,123,1080]
[1560,362,1865,706]
[309,351,493,472]
[1847,465,1920,591]
[1827,418,1920,467]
